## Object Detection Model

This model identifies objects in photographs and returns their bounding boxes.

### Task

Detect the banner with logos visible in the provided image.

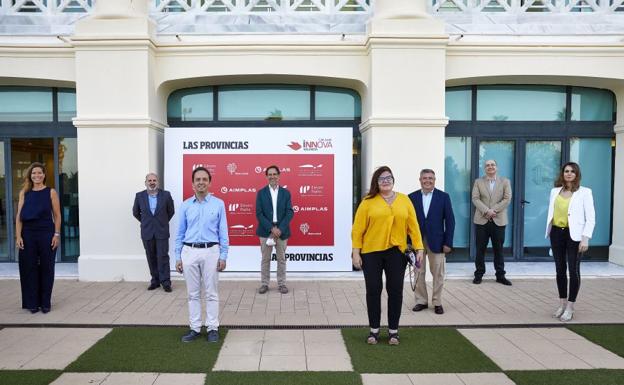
[165,127,352,271]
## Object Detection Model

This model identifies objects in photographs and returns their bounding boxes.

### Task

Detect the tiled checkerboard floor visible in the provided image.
[3,326,624,385]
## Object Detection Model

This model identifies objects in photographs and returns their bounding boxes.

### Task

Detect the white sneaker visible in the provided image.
[553,306,565,318]
[560,309,574,322]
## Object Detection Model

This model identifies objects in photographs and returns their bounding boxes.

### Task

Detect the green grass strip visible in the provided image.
[342,328,500,373]
[507,369,624,385]
[569,325,624,358]
[206,372,361,385]
[0,370,61,385]
[66,327,225,373]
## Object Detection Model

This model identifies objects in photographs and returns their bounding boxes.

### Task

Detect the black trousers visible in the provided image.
[143,238,171,286]
[550,227,581,302]
[361,247,407,330]
[474,221,506,278]
[19,229,55,310]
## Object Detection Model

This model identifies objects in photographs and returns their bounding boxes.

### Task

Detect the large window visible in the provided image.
[167,85,362,123]
[0,86,78,262]
[167,84,363,213]
[445,85,615,261]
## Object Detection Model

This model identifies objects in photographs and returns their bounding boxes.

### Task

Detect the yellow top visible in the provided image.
[352,193,424,253]
[553,194,570,228]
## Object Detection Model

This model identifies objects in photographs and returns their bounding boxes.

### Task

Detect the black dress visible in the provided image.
[19,187,56,311]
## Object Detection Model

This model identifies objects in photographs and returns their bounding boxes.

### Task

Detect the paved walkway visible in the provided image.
[2,326,624,385]
[1,278,624,327]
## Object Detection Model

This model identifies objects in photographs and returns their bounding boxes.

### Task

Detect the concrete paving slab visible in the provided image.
[50,372,109,385]
[458,373,517,385]
[306,354,353,371]
[259,355,306,371]
[0,328,111,370]
[461,327,624,371]
[361,374,413,385]
[406,374,465,385]
[153,373,206,385]
[213,354,261,371]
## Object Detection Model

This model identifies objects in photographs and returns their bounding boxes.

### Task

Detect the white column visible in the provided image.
[610,87,624,265]
[73,1,165,281]
[361,0,448,194]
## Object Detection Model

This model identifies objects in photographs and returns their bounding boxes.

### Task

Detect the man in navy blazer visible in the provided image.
[133,173,175,292]
[408,169,455,315]
[256,165,294,295]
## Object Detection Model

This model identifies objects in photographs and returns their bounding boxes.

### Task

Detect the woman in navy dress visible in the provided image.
[16,162,62,314]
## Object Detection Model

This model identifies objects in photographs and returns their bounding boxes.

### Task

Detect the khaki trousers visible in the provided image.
[259,237,288,286]
[414,241,446,306]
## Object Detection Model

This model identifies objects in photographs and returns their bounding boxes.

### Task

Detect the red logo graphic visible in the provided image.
[287,141,302,151]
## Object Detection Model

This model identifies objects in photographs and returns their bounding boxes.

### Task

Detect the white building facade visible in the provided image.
[0,0,622,280]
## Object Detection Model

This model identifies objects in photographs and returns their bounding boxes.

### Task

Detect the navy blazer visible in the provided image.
[255,185,294,240]
[132,189,175,240]
[408,188,455,253]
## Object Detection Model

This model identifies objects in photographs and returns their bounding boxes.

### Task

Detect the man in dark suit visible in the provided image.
[256,165,294,295]
[408,169,455,315]
[133,173,175,292]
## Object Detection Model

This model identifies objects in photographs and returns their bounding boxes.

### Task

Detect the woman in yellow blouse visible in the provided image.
[545,162,595,322]
[352,166,424,345]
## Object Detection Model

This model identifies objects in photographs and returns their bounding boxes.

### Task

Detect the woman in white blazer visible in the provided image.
[545,162,595,322]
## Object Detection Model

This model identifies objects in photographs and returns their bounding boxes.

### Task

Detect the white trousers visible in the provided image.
[181,245,220,332]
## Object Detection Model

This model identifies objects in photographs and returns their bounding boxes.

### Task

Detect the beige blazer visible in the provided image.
[471,176,512,226]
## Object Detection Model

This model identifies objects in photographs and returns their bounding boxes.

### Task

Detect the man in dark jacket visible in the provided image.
[256,165,294,294]
[133,173,175,292]
[409,169,455,314]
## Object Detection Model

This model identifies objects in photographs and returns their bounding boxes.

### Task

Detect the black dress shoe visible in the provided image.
[147,283,160,290]
[434,305,444,315]
[41,307,50,314]
[29,308,39,314]
[412,304,428,312]
[473,277,482,284]
[163,285,172,293]
[496,277,512,286]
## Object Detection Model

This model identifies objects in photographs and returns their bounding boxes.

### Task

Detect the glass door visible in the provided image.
[476,140,515,260]
[521,141,562,258]
[0,142,8,261]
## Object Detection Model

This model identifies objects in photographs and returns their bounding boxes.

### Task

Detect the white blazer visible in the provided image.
[545,186,595,242]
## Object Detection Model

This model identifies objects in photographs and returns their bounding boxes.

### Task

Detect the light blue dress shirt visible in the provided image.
[422,190,433,218]
[175,194,229,261]
[148,193,158,215]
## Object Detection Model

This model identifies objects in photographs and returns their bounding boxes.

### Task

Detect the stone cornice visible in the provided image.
[359,117,449,133]
[614,124,624,134]
[73,117,167,131]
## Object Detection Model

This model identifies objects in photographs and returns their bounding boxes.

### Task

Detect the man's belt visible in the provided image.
[183,242,218,248]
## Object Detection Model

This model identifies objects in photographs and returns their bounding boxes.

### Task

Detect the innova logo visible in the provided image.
[303,138,332,152]
[287,141,302,151]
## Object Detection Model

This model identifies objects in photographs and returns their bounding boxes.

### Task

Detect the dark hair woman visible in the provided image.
[15,162,62,314]
[545,162,595,322]
[352,166,424,345]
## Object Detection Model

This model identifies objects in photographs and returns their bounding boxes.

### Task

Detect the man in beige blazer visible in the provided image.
[471,159,512,286]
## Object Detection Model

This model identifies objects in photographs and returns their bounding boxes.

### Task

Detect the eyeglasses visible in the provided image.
[378,175,394,183]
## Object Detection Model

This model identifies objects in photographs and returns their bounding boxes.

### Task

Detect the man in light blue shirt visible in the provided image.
[175,166,229,343]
